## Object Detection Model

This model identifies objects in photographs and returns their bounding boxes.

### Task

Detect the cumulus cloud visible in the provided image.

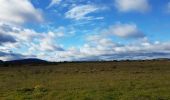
[55,39,170,61]
[0,32,16,45]
[1,22,169,61]
[0,23,64,61]
[0,23,17,45]
[0,0,43,25]
[115,0,150,12]
[38,32,64,52]
[1,22,168,62]
[47,0,62,8]
[104,23,145,38]
[65,5,103,20]
[0,51,28,61]
[51,33,170,61]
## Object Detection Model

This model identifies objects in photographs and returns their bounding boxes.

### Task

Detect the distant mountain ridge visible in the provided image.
[5,58,48,64]
[0,58,49,67]
[6,58,48,63]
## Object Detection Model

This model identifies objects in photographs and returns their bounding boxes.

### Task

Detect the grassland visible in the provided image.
[0,60,170,100]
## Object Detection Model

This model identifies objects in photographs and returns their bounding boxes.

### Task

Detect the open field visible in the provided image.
[0,60,170,100]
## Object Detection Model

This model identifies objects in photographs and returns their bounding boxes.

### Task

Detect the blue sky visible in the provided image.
[0,0,170,61]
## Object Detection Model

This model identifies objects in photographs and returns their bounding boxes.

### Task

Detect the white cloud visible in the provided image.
[0,23,64,61]
[47,0,62,8]
[65,5,102,20]
[115,0,150,12]
[51,31,170,61]
[16,29,65,53]
[105,23,145,38]
[0,0,43,25]
[55,38,170,61]
[1,22,170,61]
[38,32,64,52]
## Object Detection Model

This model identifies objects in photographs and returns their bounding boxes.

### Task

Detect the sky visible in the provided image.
[0,0,170,61]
